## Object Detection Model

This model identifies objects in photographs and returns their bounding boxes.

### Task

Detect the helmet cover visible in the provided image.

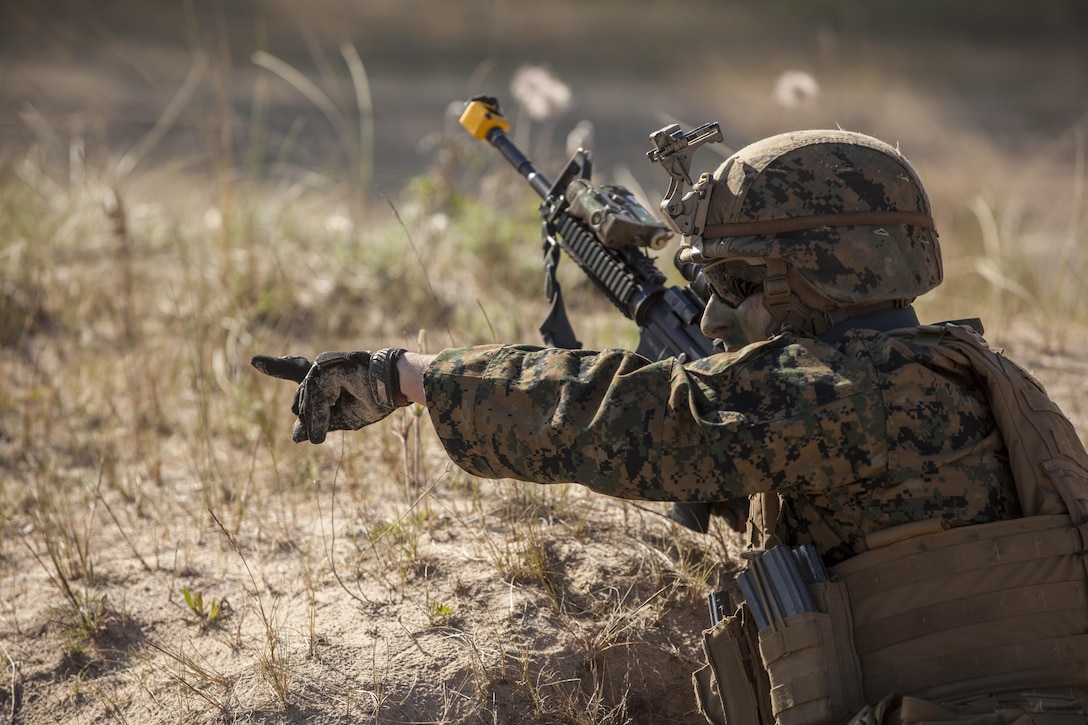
[680,130,942,306]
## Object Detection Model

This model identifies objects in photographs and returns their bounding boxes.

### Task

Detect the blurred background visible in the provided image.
[3,0,1085,197]
[2,0,1087,345]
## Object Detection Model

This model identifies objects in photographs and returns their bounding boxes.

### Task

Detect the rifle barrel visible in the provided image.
[485,128,552,199]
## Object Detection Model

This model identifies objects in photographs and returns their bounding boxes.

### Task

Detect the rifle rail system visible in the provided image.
[459,95,715,362]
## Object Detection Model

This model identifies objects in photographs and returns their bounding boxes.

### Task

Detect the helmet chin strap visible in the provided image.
[760,258,907,336]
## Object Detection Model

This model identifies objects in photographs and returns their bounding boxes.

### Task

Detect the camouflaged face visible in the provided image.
[682,130,943,305]
[424,332,1019,565]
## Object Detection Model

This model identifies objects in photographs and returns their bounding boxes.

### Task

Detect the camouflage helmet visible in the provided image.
[680,130,942,309]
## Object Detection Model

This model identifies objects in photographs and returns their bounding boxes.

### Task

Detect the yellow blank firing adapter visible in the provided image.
[460,95,510,140]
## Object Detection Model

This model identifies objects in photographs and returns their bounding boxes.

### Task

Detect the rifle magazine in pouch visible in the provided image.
[758,580,865,725]
[696,604,774,725]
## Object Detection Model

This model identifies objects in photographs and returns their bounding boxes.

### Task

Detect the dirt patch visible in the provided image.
[1,456,744,723]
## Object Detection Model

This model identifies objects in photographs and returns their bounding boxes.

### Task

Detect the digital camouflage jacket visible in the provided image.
[423,327,1021,565]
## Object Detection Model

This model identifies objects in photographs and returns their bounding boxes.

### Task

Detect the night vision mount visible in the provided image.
[646,122,723,242]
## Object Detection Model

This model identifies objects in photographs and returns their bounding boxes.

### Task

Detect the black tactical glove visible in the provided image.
[251,348,407,444]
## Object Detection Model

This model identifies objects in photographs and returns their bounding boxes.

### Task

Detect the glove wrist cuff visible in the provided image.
[370,347,409,409]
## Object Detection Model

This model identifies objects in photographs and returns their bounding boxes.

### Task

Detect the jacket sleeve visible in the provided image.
[422,341,885,502]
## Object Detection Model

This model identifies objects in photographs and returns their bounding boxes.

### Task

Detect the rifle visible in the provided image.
[458,96,746,533]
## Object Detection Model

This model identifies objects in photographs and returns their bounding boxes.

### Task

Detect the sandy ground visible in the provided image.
[1,430,747,724]
[1,330,1085,725]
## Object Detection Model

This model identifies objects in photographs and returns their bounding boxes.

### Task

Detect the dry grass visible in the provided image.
[0,127,742,721]
[1,4,1087,722]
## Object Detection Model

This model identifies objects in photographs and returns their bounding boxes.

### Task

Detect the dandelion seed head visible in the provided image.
[774,70,820,109]
[511,65,571,121]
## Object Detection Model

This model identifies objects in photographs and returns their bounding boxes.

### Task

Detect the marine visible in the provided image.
[254,128,1088,724]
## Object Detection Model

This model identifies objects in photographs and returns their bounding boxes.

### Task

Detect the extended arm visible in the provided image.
[253,339,882,503]
[422,341,883,503]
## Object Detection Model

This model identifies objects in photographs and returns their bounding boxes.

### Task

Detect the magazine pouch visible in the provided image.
[695,602,773,724]
[758,580,865,725]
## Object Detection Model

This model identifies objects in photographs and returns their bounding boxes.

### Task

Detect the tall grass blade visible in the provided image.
[341,43,374,214]
[114,53,209,178]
